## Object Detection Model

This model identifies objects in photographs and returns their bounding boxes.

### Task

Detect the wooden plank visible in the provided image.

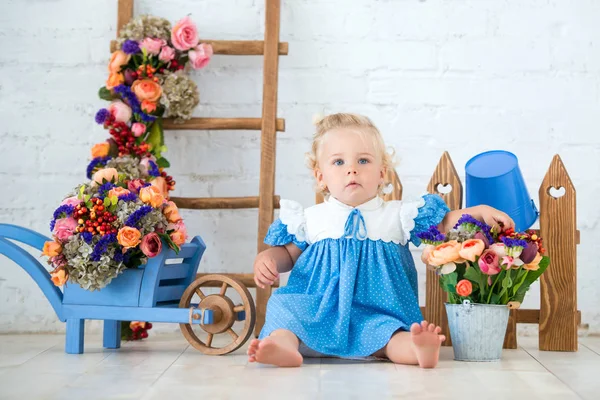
[110,39,288,55]
[539,154,578,351]
[503,309,518,349]
[255,0,281,337]
[171,196,280,210]
[163,117,285,132]
[117,0,133,36]
[425,151,463,347]
[195,273,279,288]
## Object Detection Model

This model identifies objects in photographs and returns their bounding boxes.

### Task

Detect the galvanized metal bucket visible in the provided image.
[445,300,510,362]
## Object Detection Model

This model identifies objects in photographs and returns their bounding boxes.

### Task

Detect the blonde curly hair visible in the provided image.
[305,113,396,197]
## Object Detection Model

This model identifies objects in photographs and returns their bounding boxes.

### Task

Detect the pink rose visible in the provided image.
[51,254,67,268]
[188,43,213,69]
[167,220,187,246]
[108,100,132,123]
[171,16,199,51]
[53,218,78,242]
[140,233,162,258]
[140,38,166,55]
[478,249,501,275]
[159,46,176,62]
[127,179,146,193]
[489,243,507,258]
[60,196,81,208]
[131,123,147,137]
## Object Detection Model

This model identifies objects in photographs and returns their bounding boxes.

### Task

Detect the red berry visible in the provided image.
[146,323,152,329]
[141,331,148,339]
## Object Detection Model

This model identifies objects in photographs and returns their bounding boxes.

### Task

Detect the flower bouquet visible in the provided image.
[42,173,187,291]
[418,215,550,361]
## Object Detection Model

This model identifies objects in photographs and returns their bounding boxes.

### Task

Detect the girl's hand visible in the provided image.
[253,252,279,289]
[478,205,515,232]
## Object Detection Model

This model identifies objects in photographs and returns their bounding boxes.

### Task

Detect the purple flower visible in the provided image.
[501,237,528,248]
[90,234,117,262]
[454,214,494,244]
[49,204,75,232]
[118,192,138,202]
[95,109,110,124]
[86,157,112,179]
[113,85,156,122]
[98,182,116,197]
[520,242,539,264]
[122,40,140,55]
[416,225,446,244]
[125,205,153,227]
[148,160,160,177]
[81,232,93,244]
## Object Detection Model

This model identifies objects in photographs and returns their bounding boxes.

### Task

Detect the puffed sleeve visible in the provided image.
[399,194,450,247]
[263,199,309,251]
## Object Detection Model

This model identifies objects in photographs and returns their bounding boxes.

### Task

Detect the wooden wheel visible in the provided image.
[179,274,255,355]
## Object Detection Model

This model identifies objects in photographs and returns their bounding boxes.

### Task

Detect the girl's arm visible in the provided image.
[253,243,304,289]
[438,204,515,234]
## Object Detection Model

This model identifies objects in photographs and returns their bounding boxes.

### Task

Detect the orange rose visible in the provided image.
[170,230,186,246]
[458,239,485,262]
[117,227,142,249]
[163,201,182,223]
[139,185,165,208]
[108,186,130,198]
[106,72,124,90]
[130,321,147,331]
[50,268,68,286]
[421,245,434,265]
[141,100,157,113]
[108,50,131,73]
[151,176,169,198]
[91,142,110,158]
[456,279,472,297]
[131,79,162,102]
[93,168,119,185]
[523,253,543,271]
[428,240,461,267]
[43,241,62,257]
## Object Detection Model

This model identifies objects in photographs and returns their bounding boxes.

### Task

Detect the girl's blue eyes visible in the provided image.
[333,158,370,166]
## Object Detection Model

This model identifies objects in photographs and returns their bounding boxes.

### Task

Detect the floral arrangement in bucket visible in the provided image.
[418,215,549,306]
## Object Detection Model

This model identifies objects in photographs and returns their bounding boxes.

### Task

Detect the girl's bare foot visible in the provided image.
[410,321,445,368]
[247,338,303,367]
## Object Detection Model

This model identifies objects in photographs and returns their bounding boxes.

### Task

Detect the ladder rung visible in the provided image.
[172,196,280,210]
[163,117,285,132]
[110,40,288,56]
[195,273,279,288]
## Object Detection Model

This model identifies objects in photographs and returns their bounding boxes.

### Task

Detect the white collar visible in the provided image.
[326,195,384,212]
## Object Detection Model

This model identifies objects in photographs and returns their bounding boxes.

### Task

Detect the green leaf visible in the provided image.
[103,197,111,207]
[156,157,170,168]
[111,196,118,206]
[84,194,91,203]
[78,185,85,199]
[146,119,165,158]
[98,87,115,101]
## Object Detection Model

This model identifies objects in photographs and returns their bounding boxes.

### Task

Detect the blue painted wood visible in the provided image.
[0,237,65,321]
[138,245,170,308]
[103,320,121,349]
[66,319,85,354]
[62,304,214,324]
[63,269,144,307]
[159,263,191,280]
[163,245,197,259]
[0,223,50,251]
[155,285,187,303]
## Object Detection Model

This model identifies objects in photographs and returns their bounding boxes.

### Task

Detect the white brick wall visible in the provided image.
[0,0,599,335]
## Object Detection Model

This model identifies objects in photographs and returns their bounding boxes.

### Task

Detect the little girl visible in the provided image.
[247,113,514,368]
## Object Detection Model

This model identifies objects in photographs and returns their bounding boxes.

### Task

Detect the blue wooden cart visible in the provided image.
[0,224,256,355]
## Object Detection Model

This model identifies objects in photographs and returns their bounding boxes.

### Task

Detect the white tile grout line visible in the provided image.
[142,343,191,395]
[519,345,585,400]
[579,341,600,357]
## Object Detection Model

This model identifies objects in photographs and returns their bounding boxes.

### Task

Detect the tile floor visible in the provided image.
[0,332,598,399]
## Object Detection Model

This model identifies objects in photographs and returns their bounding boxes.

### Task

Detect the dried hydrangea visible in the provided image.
[159,71,199,122]
[106,155,146,180]
[445,229,475,242]
[116,15,172,48]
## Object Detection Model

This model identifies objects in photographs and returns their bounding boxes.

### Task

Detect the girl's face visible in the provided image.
[315,128,385,207]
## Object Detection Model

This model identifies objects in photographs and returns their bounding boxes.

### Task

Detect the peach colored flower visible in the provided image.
[168,220,187,246]
[456,279,472,297]
[131,79,162,102]
[108,186,130,198]
[130,321,147,331]
[93,168,119,185]
[140,38,165,55]
[139,185,164,208]
[458,239,485,262]
[108,50,131,73]
[108,100,132,123]
[91,142,110,158]
[141,100,156,113]
[188,43,213,69]
[421,245,434,265]
[151,176,169,198]
[50,268,68,286]
[171,16,199,51]
[140,233,162,257]
[106,72,124,90]
[117,227,142,249]
[523,253,543,271]
[427,240,461,267]
[43,241,62,257]
[163,201,182,223]
[170,230,186,246]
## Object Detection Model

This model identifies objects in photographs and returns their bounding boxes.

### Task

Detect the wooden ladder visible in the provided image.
[115,0,287,336]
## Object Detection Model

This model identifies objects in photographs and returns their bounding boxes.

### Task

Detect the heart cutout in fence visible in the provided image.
[548,186,566,198]
[437,183,453,194]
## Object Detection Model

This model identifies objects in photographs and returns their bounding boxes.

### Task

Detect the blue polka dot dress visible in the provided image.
[259,194,450,358]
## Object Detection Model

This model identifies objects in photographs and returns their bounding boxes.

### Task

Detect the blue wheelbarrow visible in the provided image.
[0,224,256,355]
